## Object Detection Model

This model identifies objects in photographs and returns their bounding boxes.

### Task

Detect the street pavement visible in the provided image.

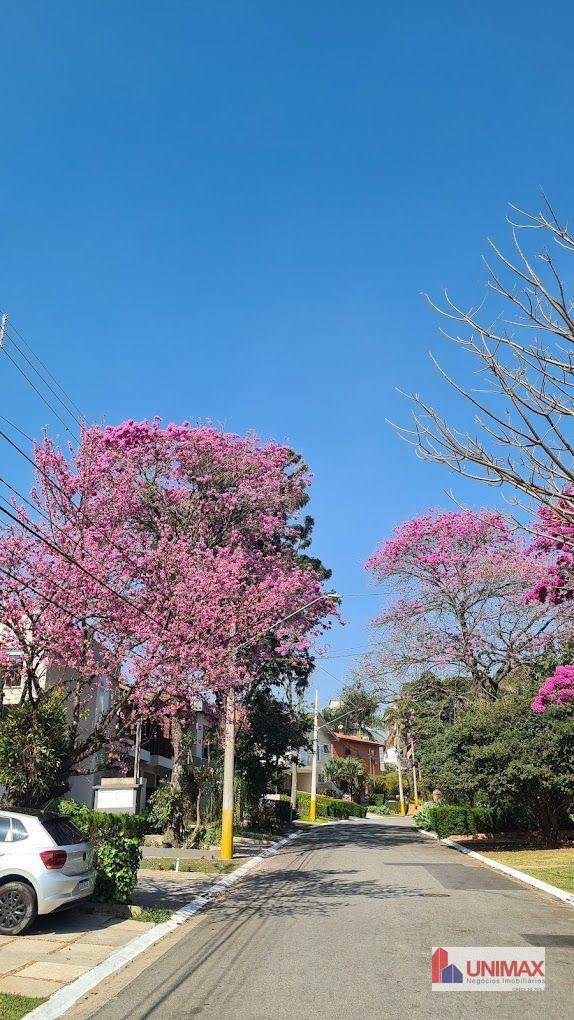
[90,818,574,1019]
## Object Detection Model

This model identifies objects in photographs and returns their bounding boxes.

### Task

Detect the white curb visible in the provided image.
[24,831,302,1020]
[443,837,574,908]
[415,824,574,909]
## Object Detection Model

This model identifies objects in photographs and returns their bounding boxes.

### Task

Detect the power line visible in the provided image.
[1,343,79,439]
[3,327,83,428]
[0,421,148,580]
[0,500,161,628]
[0,564,149,666]
[0,312,85,421]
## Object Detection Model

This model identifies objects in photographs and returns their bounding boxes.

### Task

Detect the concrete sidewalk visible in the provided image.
[87,817,574,1020]
[0,910,155,1000]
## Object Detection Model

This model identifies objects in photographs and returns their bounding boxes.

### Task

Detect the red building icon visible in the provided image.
[432,948,449,983]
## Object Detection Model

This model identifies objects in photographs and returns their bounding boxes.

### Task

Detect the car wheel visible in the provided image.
[0,881,37,935]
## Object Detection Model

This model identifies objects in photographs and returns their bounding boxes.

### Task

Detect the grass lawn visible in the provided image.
[0,993,46,1019]
[141,858,237,874]
[134,907,173,923]
[482,848,574,893]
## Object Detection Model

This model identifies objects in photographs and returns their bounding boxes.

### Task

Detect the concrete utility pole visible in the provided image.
[309,689,319,822]
[290,749,299,818]
[411,735,420,808]
[395,725,406,815]
[132,717,143,813]
[220,619,237,861]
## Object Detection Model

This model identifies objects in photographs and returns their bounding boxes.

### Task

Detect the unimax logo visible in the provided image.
[466,958,544,978]
[432,946,545,991]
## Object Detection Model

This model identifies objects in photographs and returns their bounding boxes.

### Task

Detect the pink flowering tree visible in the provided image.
[365,510,571,700]
[0,420,336,805]
[519,493,574,711]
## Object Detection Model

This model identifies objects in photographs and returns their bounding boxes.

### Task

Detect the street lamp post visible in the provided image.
[219,592,340,861]
[309,689,319,822]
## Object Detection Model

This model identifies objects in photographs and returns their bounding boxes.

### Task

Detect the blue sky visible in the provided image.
[1,1,573,703]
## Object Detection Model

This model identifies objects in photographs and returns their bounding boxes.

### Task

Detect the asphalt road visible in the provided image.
[92,818,574,1019]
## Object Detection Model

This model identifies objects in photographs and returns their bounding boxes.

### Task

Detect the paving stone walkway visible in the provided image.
[0,910,154,1000]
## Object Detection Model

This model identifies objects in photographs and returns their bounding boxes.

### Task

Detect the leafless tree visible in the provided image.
[394,195,574,521]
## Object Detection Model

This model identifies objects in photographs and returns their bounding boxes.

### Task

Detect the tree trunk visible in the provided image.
[166,717,186,847]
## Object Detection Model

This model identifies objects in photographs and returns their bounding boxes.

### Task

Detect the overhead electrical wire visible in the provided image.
[0,310,85,422]
[0,421,148,580]
[0,500,161,628]
[1,343,80,440]
[2,327,83,428]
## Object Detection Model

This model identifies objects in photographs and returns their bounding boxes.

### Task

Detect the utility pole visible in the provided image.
[395,724,406,816]
[309,689,319,822]
[220,620,236,861]
[133,718,142,812]
[411,735,420,808]
[290,749,298,819]
[0,313,7,348]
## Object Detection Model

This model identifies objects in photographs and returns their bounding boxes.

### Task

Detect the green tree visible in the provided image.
[323,755,366,800]
[235,688,311,819]
[419,684,574,845]
[323,682,381,733]
[0,692,73,808]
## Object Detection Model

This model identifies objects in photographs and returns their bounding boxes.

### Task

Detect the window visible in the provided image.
[41,818,85,846]
[323,745,329,754]
[0,818,10,842]
[10,818,28,841]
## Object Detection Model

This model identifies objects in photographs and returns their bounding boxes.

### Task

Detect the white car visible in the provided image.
[0,810,95,935]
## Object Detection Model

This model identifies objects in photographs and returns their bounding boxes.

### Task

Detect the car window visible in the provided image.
[41,817,85,846]
[0,818,9,842]
[10,818,28,841]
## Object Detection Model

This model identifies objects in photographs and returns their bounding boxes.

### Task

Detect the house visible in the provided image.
[286,715,385,795]
[93,706,207,813]
[330,729,383,778]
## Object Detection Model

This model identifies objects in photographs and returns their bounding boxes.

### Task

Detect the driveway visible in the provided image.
[88,818,574,1019]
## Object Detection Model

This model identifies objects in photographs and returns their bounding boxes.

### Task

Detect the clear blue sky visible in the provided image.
[2,1,573,703]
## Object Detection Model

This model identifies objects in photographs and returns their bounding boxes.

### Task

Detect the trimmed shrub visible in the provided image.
[296,791,367,820]
[50,798,150,841]
[93,835,141,904]
[49,798,145,905]
[413,803,494,838]
[366,803,392,815]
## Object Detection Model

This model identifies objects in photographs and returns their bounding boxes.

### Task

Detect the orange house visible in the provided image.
[330,731,383,777]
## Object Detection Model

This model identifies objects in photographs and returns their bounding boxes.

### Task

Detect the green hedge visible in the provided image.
[49,799,143,905]
[296,791,367,820]
[371,794,388,806]
[366,803,392,815]
[413,803,494,838]
[50,798,150,842]
[93,835,141,904]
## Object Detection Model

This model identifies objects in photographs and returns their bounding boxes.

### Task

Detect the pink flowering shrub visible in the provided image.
[532,665,574,713]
